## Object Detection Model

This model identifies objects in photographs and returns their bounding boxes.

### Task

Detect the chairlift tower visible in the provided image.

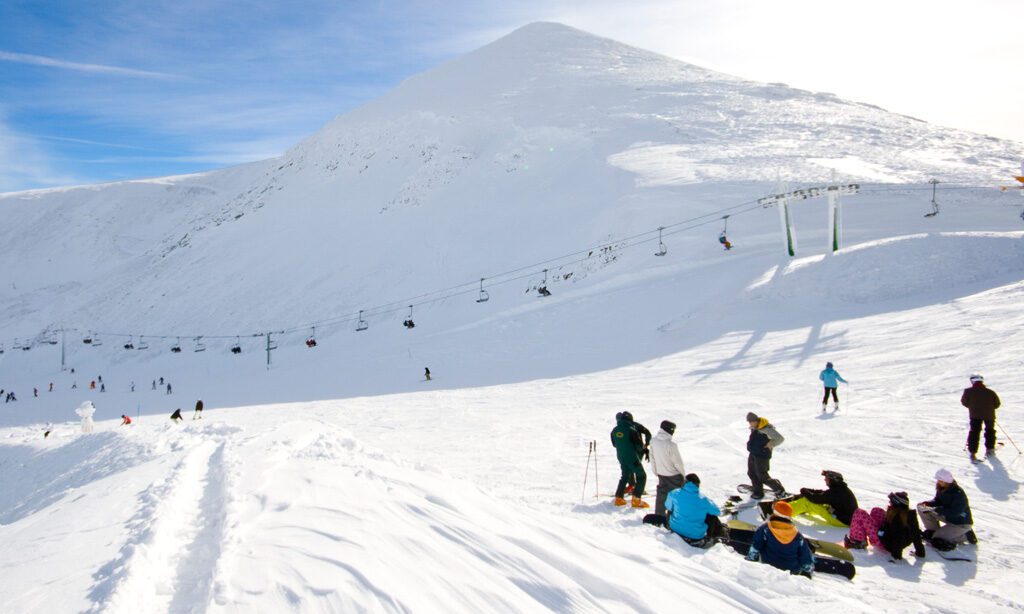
[758,183,860,256]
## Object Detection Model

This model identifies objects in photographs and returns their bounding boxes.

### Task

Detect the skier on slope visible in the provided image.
[611,411,650,508]
[745,500,814,577]
[762,470,858,527]
[745,412,786,500]
[961,374,1001,461]
[845,491,926,559]
[650,420,686,516]
[664,474,725,548]
[819,362,848,412]
[917,468,976,551]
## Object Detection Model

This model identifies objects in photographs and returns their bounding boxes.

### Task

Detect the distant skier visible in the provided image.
[130,381,135,392]
[34,387,38,397]
[819,362,848,412]
[745,500,814,577]
[170,408,183,423]
[121,414,132,426]
[745,412,786,500]
[611,411,650,508]
[917,468,975,551]
[159,377,164,386]
[72,381,78,389]
[43,423,53,439]
[424,367,431,381]
[166,383,172,395]
[961,374,1000,461]
[152,380,156,391]
[49,382,53,392]
[90,380,96,390]
[193,399,204,420]
[650,420,686,516]
[100,383,105,393]
[98,375,102,384]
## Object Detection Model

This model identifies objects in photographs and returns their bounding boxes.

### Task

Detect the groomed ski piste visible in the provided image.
[1,22,1023,614]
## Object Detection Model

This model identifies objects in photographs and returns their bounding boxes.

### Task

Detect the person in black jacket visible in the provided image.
[846,491,926,560]
[917,468,975,550]
[745,413,786,499]
[760,469,857,527]
[961,374,1001,461]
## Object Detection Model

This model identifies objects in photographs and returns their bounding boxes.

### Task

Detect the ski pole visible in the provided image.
[581,441,593,503]
[996,421,1022,454]
[593,440,599,499]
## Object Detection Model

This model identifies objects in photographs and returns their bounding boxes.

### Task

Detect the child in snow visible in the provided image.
[170,408,183,423]
[746,500,814,577]
[845,491,926,560]
[917,468,975,550]
[121,415,132,426]
[819,362,848,411]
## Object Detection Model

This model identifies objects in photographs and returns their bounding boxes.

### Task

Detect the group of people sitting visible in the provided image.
[624,415,977,577]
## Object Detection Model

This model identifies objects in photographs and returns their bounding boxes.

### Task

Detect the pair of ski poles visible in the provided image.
[581,440,598,503]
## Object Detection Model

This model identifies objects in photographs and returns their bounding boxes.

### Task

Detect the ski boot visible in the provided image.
[631,497,650,509]
[821,403,827,413]
[614,497,627,507]
[965,530,978,545]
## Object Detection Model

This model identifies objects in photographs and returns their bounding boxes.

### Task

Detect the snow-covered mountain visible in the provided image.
[1,23,1023,613]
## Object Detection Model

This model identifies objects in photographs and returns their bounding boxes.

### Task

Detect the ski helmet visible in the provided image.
[969,374,984,383]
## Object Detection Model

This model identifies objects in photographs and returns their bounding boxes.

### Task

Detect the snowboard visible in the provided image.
[737,484,794,499]
[727,519,855,563]
[726,526,856,580]
[926,541,975,562]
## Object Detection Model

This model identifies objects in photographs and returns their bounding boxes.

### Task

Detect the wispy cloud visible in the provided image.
[0,50,178,79]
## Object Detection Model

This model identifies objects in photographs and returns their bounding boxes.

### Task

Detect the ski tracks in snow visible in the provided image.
[88,426,234,614]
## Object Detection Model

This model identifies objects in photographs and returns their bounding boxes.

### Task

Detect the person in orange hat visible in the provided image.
[746,500,814,577]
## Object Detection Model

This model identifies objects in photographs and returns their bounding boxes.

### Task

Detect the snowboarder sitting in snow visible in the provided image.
[170,408,183,423]
[121,415,132,425]
[746,500,814,577]
[917,468,975,551]
[762,470,858,527]
[845,491,926,560]
[611,411,650,508]
[745,412,786,500]
[961,374,1000,461]
[664,474,725,548]
[819,362,848,412]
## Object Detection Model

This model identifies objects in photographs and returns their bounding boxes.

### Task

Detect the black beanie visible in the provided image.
[685,473,700,486]
[660,420,676,435]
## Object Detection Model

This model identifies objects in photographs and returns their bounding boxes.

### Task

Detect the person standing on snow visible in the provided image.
[193,399,204,420]
[917,468,975,550]
[611,411,650,508]
[961,374,1001,461]
[664,473,724,548]
[819,362,848,411]
[650,420,686,516]
[746,412,786,500]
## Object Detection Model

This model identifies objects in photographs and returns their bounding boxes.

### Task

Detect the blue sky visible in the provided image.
[2,0,1021,192]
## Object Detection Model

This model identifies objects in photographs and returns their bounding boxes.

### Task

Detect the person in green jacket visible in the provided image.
[611,411,650,508]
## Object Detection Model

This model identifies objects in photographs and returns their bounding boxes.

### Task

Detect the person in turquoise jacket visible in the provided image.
[664,474,724,547]
[819,362,848,411]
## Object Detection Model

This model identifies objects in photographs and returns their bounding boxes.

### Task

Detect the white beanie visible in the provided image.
[934,468,954,483]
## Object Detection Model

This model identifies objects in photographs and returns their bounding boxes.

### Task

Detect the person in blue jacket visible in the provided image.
[746,500,814,577]
[664,474,724,548]
[819,362,848,412]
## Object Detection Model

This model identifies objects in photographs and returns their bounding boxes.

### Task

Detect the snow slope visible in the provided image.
[1,21,1023,614]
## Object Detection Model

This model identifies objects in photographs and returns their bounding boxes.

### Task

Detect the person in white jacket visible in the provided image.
[650,420,687,517]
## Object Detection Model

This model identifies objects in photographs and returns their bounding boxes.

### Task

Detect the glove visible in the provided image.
[745,546,760,562]
[800,487,812,496]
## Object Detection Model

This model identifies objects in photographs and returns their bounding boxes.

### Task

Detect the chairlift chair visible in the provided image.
[231,336,242,354]
[403,305,415,329]
[356,310,369,332]
[719,215,733,250]
[123,335,135,350]
[655,227,667,257]
[92,335,103,346]
[306,326,317,348]
[82,334,93,345]
[137,336,149,350]
[193,336,206,352]
[13,338,23,350]
[46,333,58,345]
[0,343,4,354]
[171,337,182,353]
[537,269,552,297]
[476,278,490,303]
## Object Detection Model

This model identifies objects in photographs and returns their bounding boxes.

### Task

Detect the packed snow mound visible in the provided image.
[748,232,1024,306]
